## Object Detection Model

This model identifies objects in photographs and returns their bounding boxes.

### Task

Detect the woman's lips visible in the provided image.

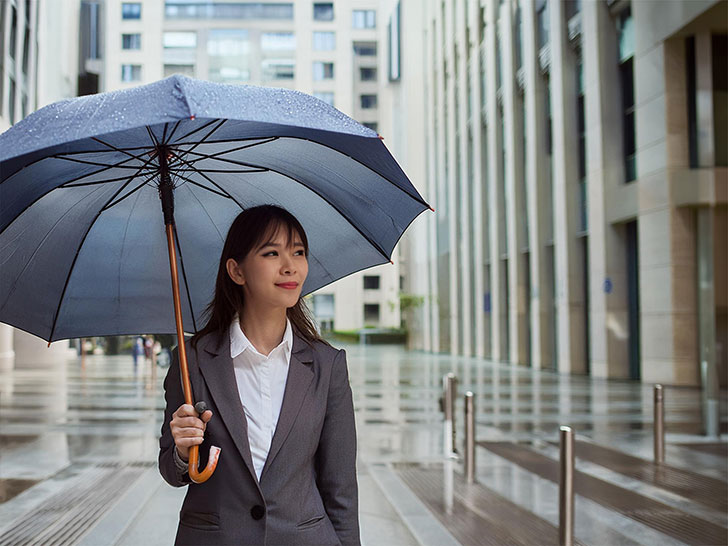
[276,282,299,289]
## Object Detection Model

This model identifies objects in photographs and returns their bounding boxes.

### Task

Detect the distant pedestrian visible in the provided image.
[144,336,153,361]
[132,336,145,371]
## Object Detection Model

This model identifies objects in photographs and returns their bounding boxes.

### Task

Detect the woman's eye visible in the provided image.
[263,251,278,257]
[295,250,305,256]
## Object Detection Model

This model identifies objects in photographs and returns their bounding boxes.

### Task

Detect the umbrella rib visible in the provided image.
[90,137,156,163]
[164,121,182,145]
[101,176,155,211]
[167,155,246,210]
[170,137,279,166]
[52,155,157,171]
[172,172,233,199]
[172,222,198,333]
[46,176,139,342]
[168,119,227,171]
[174,167,268,174]
[174,151,391,262]
[146,125,160,148]
[170,119,220,145]
[61,173,148,189]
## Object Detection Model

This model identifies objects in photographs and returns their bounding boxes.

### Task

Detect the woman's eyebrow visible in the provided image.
[258,241,305,249]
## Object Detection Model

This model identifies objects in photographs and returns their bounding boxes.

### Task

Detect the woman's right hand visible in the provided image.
[170,404,213,461]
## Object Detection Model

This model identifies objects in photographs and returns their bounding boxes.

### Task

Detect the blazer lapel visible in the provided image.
[260,334,314,481]
[196,333,262,492]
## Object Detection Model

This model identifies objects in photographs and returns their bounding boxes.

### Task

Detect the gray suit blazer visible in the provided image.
[158,330,360,546]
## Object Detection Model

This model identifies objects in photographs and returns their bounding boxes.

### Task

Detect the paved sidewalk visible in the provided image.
[0,343,726,545]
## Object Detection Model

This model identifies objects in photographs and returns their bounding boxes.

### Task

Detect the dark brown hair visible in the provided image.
[191,205,327,349]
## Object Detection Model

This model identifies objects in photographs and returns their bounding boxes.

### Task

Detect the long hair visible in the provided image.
[190,205,327,349]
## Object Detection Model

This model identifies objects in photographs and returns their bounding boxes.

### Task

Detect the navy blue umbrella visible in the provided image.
[0,75,430,481]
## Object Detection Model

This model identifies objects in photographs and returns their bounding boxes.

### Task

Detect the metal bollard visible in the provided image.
[443,373,457,455]
[465,392,475,484]
[559,426,574,546]
[654,385,665,464]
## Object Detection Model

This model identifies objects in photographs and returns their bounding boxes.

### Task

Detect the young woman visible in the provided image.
[158,205,360,546]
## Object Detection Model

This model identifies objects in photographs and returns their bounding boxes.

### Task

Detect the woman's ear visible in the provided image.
[226,258,245,286]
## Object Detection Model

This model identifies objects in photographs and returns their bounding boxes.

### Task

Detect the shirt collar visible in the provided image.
[229,315,293,361]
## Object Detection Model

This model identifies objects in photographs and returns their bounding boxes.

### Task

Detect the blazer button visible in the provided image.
[250,505,265,520]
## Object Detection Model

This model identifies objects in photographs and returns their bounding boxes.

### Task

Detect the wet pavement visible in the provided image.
[0,343,726,545]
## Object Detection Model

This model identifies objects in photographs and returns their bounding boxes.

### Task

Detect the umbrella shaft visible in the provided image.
[166,223,193,406]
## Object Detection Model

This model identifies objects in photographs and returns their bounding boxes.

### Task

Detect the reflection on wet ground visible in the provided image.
[0,343,726,545]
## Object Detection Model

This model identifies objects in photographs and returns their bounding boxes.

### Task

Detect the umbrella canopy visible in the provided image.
[0,75,429,342]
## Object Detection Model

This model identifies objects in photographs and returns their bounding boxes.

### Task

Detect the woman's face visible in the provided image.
[226,224,308,312]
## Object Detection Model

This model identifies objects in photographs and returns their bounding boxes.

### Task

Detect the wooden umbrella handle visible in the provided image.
[166,223,221,483]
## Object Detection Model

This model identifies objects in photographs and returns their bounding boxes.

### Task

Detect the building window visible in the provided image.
[536,0,549,49]
[387,3,400,81]
[262,59,294,80]
[9,6,17,60]
[353,42,377,56]
[208,29,250,83]
[352,9,375,29]
[617,7,636,182]
[313,61,334,80]
[564,0,581,20]
[360,94,378,109]
[313,92,334,106]
[514,3,523,70]
[122,33,141,50]
[165,2,293,19]
[363,122,378,132]
[712,34,727,167]
[121,64,142,82]
[313,3,334,21]
[121,2,141,20]
[164,32,197,48]
[577,59,587,231]
[0,1,5,117]
[364,304,380,324]
[313,31,335,50]
[360,67,377,81]
[164,64,195,77]
[363,275,380,289]
[9,77,16,124]
[313,294,335,331]
[261,32,295,51]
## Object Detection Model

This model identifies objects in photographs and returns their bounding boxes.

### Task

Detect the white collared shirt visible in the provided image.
[229,315,293,482]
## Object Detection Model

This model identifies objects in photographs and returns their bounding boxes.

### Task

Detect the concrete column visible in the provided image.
[445,0,460,355]
[13,330,71,368]
[486,0,507,362]
[501,1,529,366]
[582,0,630,379]
[522,0,553,369]
[697,207,720,435]
[468,0,486,358]
[0,324,14,372]
[424,6,439,353]
[549,0,587,373]
[457,0,473,356]
[695,32,715,167]
[435,0,449,352]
